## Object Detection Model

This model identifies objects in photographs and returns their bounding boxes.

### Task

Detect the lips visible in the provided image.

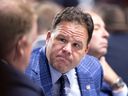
[101,39,108,46]
[56,55,71,63]
[101,42,108,48]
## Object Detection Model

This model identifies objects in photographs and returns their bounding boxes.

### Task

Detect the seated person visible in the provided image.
[87,10,128,96]
[0,0,45,96]
[26,7,103,96]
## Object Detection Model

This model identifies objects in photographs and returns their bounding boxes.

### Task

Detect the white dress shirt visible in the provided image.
[49,64,81,96]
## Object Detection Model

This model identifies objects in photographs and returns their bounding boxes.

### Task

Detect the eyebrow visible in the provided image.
[94,24,101,27]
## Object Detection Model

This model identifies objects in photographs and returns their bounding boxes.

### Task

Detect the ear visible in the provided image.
[45,31,51,44]
[16,36,28,57]
[85,44,89,53]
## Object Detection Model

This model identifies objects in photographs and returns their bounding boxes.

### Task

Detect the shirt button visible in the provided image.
[86,85,91,90]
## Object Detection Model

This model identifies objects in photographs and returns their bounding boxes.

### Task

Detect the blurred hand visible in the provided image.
[100,56,119,86]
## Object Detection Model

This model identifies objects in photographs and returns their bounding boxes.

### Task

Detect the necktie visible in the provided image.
[59,75,67,96]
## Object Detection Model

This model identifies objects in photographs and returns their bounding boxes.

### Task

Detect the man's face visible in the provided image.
[46,21,89,73]
[89,14,109,58]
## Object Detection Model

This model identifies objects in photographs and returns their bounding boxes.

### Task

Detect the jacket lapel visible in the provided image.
[33,47,53,96]
[76,62,98,96]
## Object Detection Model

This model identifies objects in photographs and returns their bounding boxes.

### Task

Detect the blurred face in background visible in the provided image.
[17,19,37,72]
[88,13,109,58]
[23,20,37,67]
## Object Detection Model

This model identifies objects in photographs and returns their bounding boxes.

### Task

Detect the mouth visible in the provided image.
[103,42,108,47]
[56,55,66,60]
[56,55,70,63]
[101,41,108,47]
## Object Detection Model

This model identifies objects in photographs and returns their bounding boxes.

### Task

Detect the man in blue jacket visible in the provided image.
[26,7,103,96]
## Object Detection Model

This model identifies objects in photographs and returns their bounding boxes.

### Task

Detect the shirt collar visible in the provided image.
[49,64,76,85]
[49,64,62,84]
[65,69,76,85]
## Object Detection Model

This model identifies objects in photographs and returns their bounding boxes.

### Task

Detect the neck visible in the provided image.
[88,52,101,59]
[1,53,24,73]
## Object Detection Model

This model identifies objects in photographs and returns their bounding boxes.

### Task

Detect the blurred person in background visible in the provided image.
[0,0,45,96]
[32,1,62,49]
[87,10,128,96]
[95,0,128,9]
[94,3,128,86]
[25,0,43,8]
[52,0,79,8]
[101,4,128,86]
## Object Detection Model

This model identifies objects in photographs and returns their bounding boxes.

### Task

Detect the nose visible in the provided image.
[103,28,109,38]
[62,43,72,55]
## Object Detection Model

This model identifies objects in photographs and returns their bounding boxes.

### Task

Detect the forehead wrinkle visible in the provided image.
[57,26,87,41]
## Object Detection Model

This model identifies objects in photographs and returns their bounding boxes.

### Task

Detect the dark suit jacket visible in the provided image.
[26,47,103,96]
[103,32,128,96]
[106,32,128,85]
[0,60,45,96]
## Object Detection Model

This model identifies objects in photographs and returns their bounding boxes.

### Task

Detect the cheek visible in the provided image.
[90,36,100,47]
[48,43,61,59]
[50,40,64,51]
[91,35,98,42]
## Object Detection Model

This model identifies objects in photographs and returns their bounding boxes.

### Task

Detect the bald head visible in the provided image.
[87,11,109,58]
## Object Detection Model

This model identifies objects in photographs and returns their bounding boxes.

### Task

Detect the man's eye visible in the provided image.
[73,43,80,49]
[94,27,99,31]
[59,38,66,43]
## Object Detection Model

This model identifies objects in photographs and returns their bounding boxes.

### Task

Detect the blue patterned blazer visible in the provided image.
[26,47,103,96]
